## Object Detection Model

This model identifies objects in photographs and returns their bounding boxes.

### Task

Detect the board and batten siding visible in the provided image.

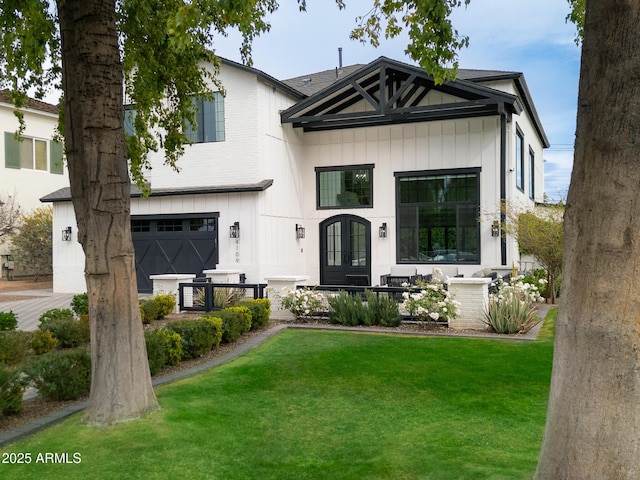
[297,117,504,284]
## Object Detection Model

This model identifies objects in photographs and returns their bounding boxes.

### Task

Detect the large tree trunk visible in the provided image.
[57,0,159,425]
[535,0,640,477]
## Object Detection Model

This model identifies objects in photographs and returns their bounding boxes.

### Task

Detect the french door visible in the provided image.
[320,215,371,285]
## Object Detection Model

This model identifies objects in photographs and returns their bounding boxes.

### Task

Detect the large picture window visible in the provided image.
[396,169,480,263]
[316,164,373,209]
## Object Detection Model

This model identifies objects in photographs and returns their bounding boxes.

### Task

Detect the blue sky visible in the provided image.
[212,0,580,202]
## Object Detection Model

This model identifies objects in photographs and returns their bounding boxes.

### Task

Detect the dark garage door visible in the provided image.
[132,214,219,293]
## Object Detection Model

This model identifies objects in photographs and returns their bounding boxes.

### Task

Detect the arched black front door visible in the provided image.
[320,215,371,286]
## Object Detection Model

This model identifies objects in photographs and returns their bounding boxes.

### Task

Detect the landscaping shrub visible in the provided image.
[0,310,18,331]
[140,294,176,323]
[0,331,31,366]
[144,329,183,376]
[0,364,24,415]
[70,293,89,316]
[165,317,223,359]
[400,275,460,324]
[280,287,326,319]
[239,298,271,330]
[144,329,168,376]
[164,330,182,366]
[39,308,75,324]
[521,268,559,301]
[39,309,90,348]
[154,294,176,318]
[365,290,401,327]
[328,291,371,326]
[483,275,542,334]
[216,306,252,343]
[140,299,163,324]
[27,348,91,401]
[30,328,59,355]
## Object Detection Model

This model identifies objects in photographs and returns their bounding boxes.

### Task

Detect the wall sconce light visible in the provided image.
[379,222,387,238]
[229,221,240,239]
[296,224,305,239]
[62,226,72,241]
[491,220,500,237]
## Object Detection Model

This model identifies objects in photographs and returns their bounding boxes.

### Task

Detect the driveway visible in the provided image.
[0,278,76,331]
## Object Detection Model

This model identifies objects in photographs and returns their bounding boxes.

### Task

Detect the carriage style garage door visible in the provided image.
[131,214,219,293]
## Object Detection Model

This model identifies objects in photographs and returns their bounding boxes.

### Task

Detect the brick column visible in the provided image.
[447,277,491,329]
[265,276,310,321]
[150,274,196,313]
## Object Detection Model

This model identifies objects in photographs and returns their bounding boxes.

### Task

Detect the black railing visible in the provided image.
[178,282,267,312]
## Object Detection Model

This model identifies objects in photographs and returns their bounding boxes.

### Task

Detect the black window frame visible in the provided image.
[184,93,225,144]
[529,147,535,200]
[315,164,374,210]
[515,125,525,192]
[395,168,481,265]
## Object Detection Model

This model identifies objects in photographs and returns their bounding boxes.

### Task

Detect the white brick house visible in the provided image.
[43,57,548,293]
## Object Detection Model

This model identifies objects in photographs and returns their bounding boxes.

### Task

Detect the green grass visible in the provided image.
[1,309,556,479]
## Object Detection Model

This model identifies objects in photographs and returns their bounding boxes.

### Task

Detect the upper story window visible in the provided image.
[4,132,64,175]
[396,169,480,264]
[124,105,137,137]
[184,93,225,143]
[529,148,535,200]
[515,126,524,191]
[316,164,374,209]
[125,93,225,144]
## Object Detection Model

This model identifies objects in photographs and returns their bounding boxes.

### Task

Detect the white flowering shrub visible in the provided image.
[279,287,326,319]
[484,275,544,333]
[400,274,460,324]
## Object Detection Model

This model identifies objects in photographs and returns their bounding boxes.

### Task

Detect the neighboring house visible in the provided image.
[42,56,548,294]
[1,91,69,279]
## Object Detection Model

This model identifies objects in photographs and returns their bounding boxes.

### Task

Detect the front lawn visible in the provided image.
[1,312,555,479]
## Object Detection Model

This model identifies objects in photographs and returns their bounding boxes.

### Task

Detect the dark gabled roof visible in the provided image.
[280,57,528,134]
[282,65,366,97]
[279,57,549,148]
[219,58,305,100]
[457,69,549,148]
[41,179,274,203]
[0,90,59,115]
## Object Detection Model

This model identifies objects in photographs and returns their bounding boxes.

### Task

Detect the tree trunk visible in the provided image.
[57,0,159,425]
[535,0,640,477]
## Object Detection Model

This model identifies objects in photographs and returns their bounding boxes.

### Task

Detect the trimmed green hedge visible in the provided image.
[165,317,223,359]
[38,308,90,348]
[239,299,271,330]
[215,306,252,343]
[144,329,183,376]
[140,294,177,324]
[26,348,91,401]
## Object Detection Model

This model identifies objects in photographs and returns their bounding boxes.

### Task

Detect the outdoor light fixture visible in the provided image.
[296,223,305,239]
[491,220,500,237]
[229,221,240,239]
[62,226,73,241]
[379,222,387,238]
